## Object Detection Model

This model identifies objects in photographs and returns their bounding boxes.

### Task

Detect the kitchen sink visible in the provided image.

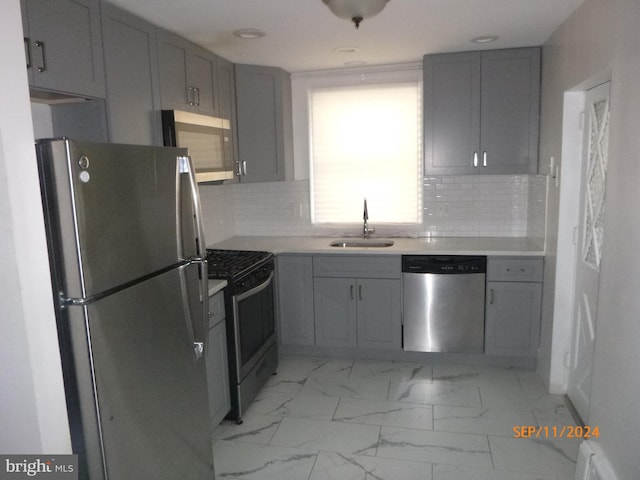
[329,240,395,248]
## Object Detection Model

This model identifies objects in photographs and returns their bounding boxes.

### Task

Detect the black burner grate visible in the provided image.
[206,249,272,280]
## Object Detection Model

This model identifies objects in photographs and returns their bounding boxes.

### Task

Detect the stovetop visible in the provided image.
[206,249,273,280]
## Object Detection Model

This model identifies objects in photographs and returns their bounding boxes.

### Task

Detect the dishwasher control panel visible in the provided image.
[402,255,486,274]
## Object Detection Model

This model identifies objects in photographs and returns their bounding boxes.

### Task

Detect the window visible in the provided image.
[295,66,422,226]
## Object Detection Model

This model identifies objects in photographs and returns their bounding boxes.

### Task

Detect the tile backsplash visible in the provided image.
[198,175,547,245]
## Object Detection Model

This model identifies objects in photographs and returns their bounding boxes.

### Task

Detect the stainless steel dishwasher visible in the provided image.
[402,255,486,353]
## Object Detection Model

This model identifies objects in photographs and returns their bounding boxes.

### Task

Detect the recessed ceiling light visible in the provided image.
[233,28,266,39]
[471,35,499,44]
[334,46,361,54]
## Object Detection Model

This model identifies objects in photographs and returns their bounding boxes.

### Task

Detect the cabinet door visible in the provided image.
[314,277,357,348]
[216,55,237,175]
[485,281,541,357]
[157,30,190,110]
[423,52,481,175]
[356,279,402,350]
[235,64,289,183]
[206,319,231,427]
[102,3,161,145]
[480,48,540,173]
[277,256,315,346]
[24,0,105,97]
[187,46,218,116]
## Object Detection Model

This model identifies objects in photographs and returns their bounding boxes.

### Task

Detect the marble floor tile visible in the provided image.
[350,360,433,382]
[377,426,492,467]
[277,355,354,378]
[261,372,308,395]
[389,381,482,408]
[310,451,432,480]
[300,374,390,400]
[247,391,340,420]
[533,411,580,437]
[213,440,317,480]
[432,364,521,389]
[334,397,433,430]
[269,417,380,455]
[213,414,281,445]
[433,463,557,480]
[479,383,569,414]
[489,436,579,479]
[434,405,536,437]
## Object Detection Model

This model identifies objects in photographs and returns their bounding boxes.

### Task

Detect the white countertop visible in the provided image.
[208,279,227,296]
[209,236,544,257]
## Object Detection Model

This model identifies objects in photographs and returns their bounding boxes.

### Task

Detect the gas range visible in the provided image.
[205,248,278,424]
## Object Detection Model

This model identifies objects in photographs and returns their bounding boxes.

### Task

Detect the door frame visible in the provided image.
[548,73,611,396]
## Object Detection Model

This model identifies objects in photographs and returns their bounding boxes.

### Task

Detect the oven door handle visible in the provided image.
[236,271,274,302]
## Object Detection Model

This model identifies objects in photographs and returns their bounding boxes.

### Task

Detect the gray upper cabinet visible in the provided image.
[157,29,218,116]
[234,64,293,183]
[21,0,105,98]
[424,48,540,175]
[101,3,161,145]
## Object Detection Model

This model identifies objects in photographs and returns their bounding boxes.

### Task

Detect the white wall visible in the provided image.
[0,0,71,453]
[539,0,640,478]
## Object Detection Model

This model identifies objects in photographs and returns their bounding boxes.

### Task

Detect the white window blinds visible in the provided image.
[309,78,422,224]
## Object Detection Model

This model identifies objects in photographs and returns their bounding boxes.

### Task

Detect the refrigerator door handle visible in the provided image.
[180,261,208,360]
[177,155,207,261]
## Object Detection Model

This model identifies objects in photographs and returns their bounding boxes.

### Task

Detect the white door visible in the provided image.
[566,82,610,422]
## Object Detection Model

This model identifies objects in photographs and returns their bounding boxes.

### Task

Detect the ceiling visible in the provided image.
[107,0,584,73]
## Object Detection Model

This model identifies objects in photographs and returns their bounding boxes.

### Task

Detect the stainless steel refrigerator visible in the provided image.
[36,139,214,479]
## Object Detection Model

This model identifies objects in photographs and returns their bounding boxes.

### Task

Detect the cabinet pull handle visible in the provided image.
[187,86,195,106]
[358,284,363,300]
[350,284,354,300]
[483,151,487,167]
[242,160,247,176]
[489,288,495,305]
[235,160,242,176]
[24,37,31,69]
[35,40,47,72]
[195,87,200,106]
[473,151,478,167]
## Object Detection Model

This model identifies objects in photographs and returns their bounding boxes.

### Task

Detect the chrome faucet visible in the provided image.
[363,198,375,239]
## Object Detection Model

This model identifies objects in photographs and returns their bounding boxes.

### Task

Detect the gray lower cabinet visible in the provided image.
[21,0,105,98]
[157,29,218,116]
[205,290,230,427]
[277,255,315,346]
[423,48,540,175]
[314,277,358,348]
[101,3,161,145]
[484,257,543,357]
[234,64,293,183]
[313,255,402,351]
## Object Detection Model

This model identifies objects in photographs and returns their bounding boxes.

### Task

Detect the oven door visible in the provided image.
[232,271,276,381]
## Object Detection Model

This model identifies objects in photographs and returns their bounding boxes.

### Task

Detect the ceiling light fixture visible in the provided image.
[471,35,499,44]
[233,28,266,39]
[322,0,390,29]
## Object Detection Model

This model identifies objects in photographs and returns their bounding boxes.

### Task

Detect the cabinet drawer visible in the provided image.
[487,257,543,282]
[313,255,401,279]
[208,291,225,327]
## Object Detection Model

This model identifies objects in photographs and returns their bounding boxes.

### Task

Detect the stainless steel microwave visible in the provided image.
[161,110,234,182]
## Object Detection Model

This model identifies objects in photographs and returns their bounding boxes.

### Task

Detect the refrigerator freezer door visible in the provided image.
[69,263,213,479]
[37,139,202,299]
